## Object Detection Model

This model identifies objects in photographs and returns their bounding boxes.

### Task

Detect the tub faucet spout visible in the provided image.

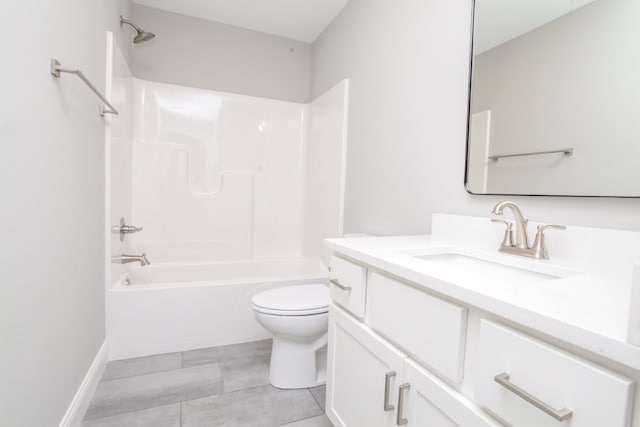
[112,253,150,266]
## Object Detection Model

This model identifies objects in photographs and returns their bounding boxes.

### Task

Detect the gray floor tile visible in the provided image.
[81,403,180,427]
[182,384,323,427]
[220,353,271,392]
[84,363,222,420]
[102,353,182,381]
[183,339,272,367]
[309,385,326,412]
[278,415,334,427]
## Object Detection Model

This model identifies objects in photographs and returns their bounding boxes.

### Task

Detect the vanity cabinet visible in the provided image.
[326,254,637,427]
[327,304,501,427]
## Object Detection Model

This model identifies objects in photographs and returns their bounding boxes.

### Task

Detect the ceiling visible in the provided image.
[475,0,597,54]
[132,0,350,43]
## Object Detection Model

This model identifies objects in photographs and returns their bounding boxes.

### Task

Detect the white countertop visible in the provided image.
[325,215,640,371]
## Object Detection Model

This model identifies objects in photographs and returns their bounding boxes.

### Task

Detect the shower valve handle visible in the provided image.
[112,217,143,241]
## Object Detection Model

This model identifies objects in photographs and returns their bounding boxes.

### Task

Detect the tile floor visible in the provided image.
[82,339,332,427]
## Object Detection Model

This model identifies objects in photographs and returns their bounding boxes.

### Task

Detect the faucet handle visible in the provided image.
[491,219,514,248]
[537,224,566,232]
[531,224,566,260]
[112,217,144,242]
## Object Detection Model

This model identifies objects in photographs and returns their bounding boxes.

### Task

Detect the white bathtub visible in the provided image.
[106,258,328,360]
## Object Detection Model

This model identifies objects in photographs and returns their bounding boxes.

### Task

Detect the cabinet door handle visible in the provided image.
[330,278,352,291]
[384,371,396,411]
[396,383,410,425]
[494,373,573,421]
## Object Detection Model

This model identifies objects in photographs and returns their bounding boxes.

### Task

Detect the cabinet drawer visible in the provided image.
[368,272,467,384]
[330,256,367,318]
[476,320,634,427]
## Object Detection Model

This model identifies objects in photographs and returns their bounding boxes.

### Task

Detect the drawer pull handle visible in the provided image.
[494,373,573,422]
[384,371,396,411]
[397,383,410,425]
[330,278,352,291]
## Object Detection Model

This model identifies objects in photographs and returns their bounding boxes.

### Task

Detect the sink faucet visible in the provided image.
[491,201,565,259]
[491,201,529,249]
[112,253,151,266]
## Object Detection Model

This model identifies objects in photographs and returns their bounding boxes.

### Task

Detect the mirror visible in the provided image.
[466,0,640,197]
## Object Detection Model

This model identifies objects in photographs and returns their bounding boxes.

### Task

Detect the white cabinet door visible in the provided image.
[400,358,502,427]
[327,305,406,427]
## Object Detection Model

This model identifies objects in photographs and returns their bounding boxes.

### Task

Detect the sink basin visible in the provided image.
[408,247,578,285]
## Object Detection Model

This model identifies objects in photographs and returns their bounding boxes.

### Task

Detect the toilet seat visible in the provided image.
[252,284,329,316]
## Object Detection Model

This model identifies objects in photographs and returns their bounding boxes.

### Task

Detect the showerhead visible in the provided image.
[120,16,155,44]
[133,31,156,44]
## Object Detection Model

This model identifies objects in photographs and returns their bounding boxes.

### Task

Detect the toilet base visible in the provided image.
[269,334,327,389]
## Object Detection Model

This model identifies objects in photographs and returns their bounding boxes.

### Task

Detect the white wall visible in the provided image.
[0,1,133,426]
[311,0,640,236]
[131,5,312,103]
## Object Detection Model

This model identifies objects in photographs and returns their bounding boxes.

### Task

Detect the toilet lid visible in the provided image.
[252,284,329,315]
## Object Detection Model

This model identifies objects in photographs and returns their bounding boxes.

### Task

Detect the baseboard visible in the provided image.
[58,341,108,427]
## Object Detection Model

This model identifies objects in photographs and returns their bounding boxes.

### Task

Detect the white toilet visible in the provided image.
[252,284,329,389]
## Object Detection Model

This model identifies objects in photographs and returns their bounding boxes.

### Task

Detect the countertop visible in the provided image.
[325,231,640,371]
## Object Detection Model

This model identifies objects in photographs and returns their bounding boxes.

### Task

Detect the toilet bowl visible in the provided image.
[252,284,329,389]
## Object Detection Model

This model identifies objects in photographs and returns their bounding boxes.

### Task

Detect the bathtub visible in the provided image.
[106,257,328,360]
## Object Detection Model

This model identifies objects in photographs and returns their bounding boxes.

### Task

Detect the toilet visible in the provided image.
[252,284,329,389]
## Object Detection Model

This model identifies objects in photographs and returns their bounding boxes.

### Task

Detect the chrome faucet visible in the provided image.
[112,253,151,266]
[491,201,565,260]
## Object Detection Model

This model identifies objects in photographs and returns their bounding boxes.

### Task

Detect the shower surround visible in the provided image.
[131,80,307,263]
[106,37,348,359]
